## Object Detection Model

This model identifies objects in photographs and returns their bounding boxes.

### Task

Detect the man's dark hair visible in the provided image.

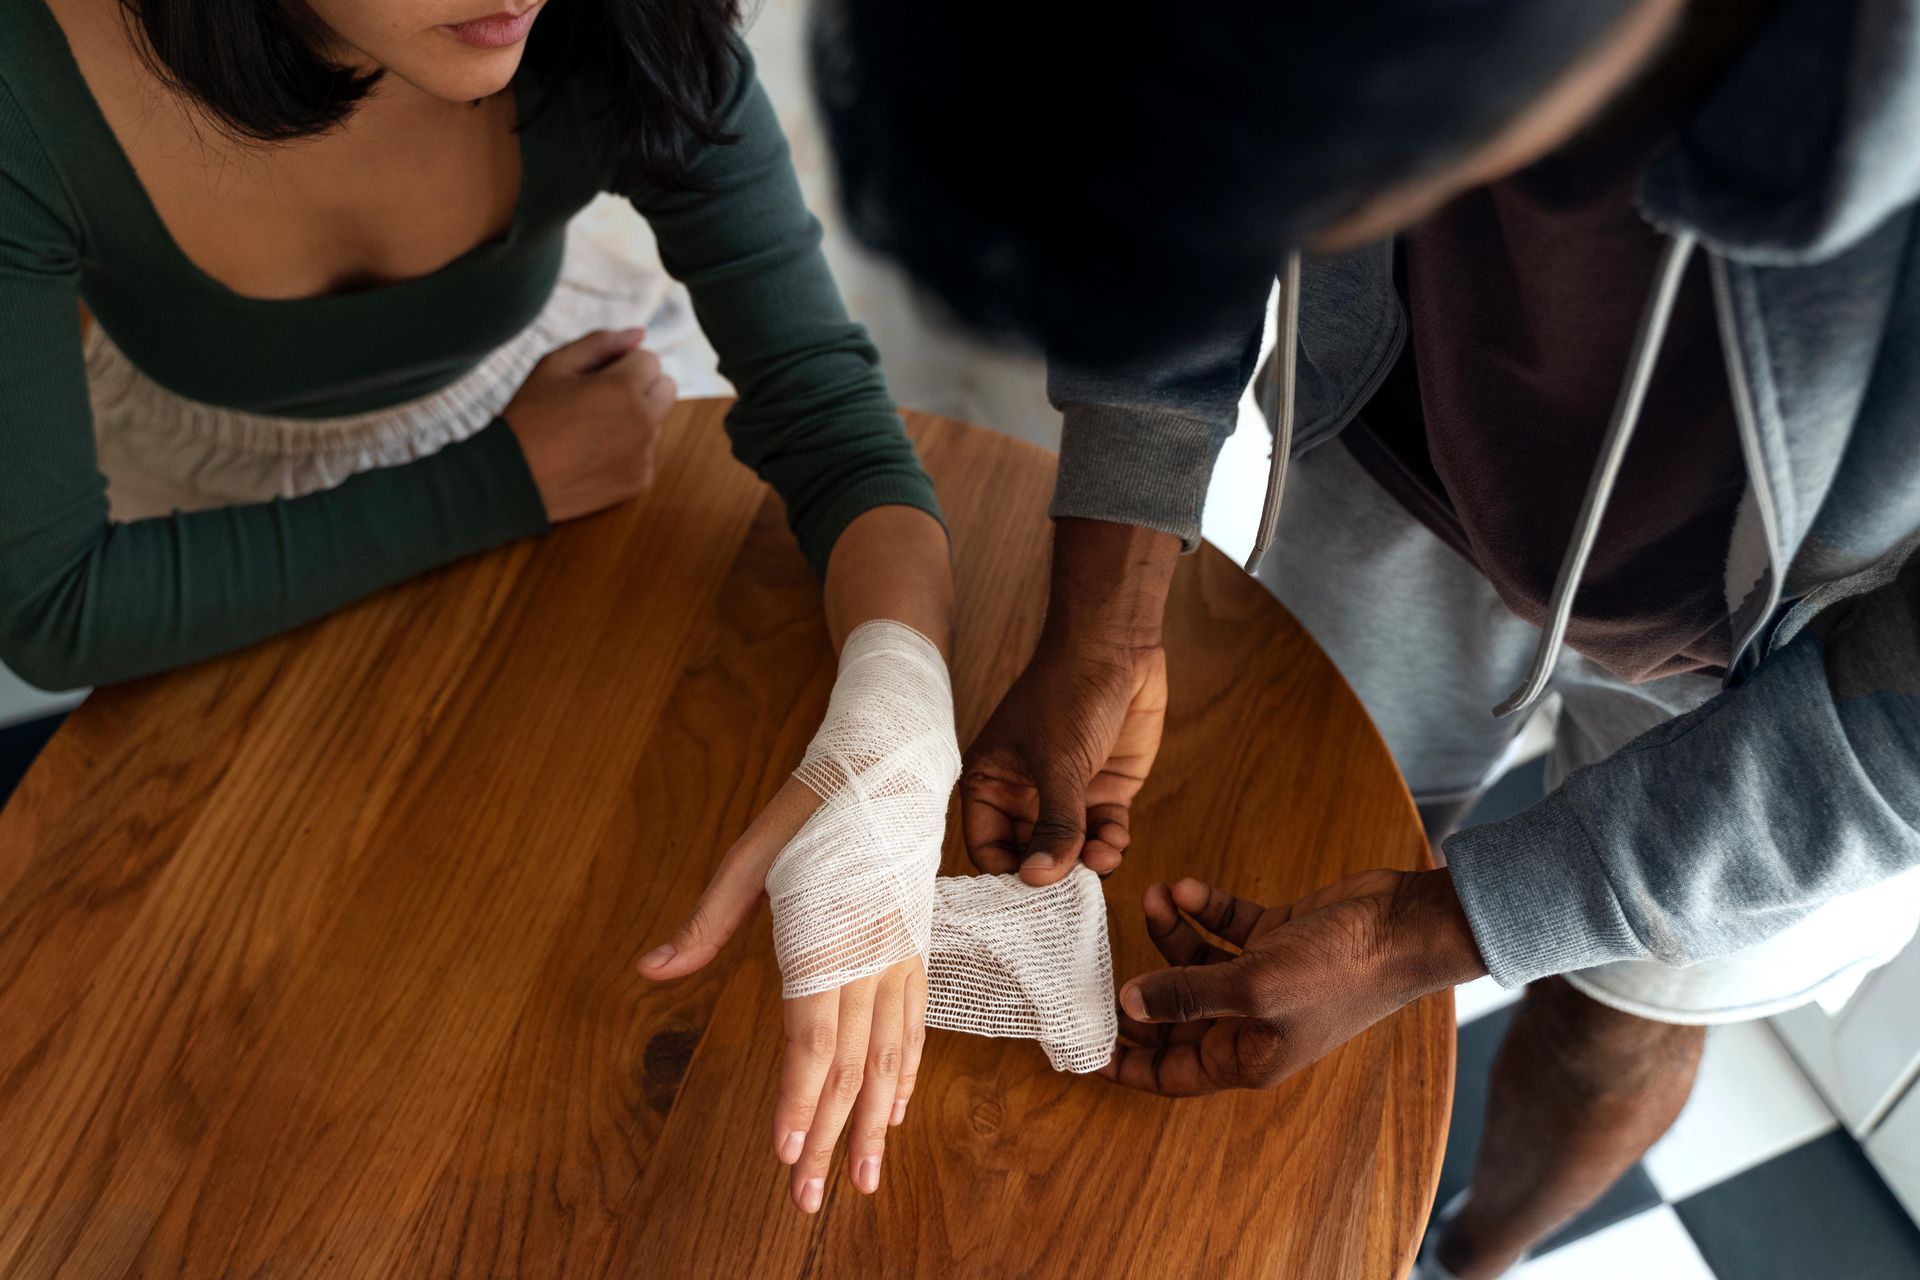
[120,0,743,190]
[814,0,1644,360]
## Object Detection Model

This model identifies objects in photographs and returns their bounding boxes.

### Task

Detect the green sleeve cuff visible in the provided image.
[456,417,552,545]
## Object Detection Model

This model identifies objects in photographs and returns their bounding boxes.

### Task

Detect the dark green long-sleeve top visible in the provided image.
[0,5,940,692]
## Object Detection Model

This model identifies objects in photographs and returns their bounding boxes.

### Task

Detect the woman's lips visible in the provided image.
[440,3,542,49]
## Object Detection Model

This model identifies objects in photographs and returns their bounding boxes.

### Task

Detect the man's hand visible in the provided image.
[1102,868,1486,1096]
[962,518,1180,886]
[963,639,1166,884]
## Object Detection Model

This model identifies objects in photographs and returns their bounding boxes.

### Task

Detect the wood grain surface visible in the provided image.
[0,400,1451,1279]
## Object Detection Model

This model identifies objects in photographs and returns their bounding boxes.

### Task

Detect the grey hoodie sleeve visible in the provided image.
[1046,309,1267,549]
[1444,546,1920,987]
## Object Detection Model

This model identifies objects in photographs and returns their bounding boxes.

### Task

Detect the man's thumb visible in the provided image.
[1120,960,1257,1025]
[1021,763,1089,884]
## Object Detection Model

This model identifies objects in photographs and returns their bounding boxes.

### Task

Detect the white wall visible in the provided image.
[740,0,1059,446]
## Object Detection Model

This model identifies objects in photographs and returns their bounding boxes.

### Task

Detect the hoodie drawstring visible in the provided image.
[1244,250,1303,574]
[1241,233,1701,721]
[1492,231,1699,718]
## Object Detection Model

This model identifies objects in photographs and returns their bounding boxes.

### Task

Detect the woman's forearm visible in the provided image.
[821,505,954,660]
[0,419,548,692]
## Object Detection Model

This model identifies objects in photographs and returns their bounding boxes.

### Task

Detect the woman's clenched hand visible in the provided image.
[503,326,676,522]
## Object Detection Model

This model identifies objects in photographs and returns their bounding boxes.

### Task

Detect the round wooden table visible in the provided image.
[0,401,1451,1279]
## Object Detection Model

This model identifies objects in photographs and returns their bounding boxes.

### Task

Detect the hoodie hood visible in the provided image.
[1640,0,1920,265]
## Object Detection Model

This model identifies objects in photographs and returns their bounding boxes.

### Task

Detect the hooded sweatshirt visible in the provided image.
[1046,0,1920,987]
[1348,99,1747,684]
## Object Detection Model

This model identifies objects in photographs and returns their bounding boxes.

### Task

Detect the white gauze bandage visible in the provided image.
[766,620,1118,1073]
[926,868,1116,1074]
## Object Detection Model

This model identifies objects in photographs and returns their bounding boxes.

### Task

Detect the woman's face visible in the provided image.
[301,0,550,101]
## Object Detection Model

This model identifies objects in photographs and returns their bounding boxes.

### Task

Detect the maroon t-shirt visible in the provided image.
[1345,121,1746,683]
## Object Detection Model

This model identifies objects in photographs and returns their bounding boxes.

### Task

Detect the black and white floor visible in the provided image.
[1438,765,1920,1280]
[1443,977,1920,1278]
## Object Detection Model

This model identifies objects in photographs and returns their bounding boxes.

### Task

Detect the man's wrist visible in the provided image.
[1043,518,1180,650]
[1384,868,1490,998]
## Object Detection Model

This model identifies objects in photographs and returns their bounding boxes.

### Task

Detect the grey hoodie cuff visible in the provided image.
[1048,403,1225,551]
[1442,790,1649,988]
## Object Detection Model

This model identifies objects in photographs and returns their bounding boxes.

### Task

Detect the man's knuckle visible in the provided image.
[1238,1031,1291,1086]
[1246,1061,1284,1090]
[1168,972,1204,1023]
[1030,813,1083,842]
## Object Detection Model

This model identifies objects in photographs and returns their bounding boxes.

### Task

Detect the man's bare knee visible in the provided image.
[1512,976,1705,1094]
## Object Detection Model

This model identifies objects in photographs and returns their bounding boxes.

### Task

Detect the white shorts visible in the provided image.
[89,215,726,519]
[1255,436,1920,1024]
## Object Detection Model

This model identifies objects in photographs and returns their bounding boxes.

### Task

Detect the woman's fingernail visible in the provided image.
[1121,984,1148,1020]
[779,1130,805,1163]
[1025,853,1055,871]
[856,1156,880,1193]
[637,943,675,970]
[889,1098,907,1126]
[801,1177,825,1213]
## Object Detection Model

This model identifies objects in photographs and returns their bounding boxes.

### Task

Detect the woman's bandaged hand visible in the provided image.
[769,623,1118,1073]
[635,619,1119,1210]
[768,620,961,995]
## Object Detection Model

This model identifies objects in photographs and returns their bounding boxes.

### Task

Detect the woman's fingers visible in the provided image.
[846,966,908,1194]
[790,976,877,1213]
[774,991,838,1170]
[775,962,922,1211]
[893,963,926,1127]
[542,326,646,376]
[636,778,822,980]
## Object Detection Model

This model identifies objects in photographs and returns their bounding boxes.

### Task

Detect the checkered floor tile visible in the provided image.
[1440,997,1920,1278]
[1431,766,1920,1279]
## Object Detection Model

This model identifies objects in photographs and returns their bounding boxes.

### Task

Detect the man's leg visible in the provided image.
[1433,977,1704,1279]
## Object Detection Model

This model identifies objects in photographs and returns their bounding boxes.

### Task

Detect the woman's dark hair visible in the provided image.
[814,0,1645,361]
[120,0,744,190]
